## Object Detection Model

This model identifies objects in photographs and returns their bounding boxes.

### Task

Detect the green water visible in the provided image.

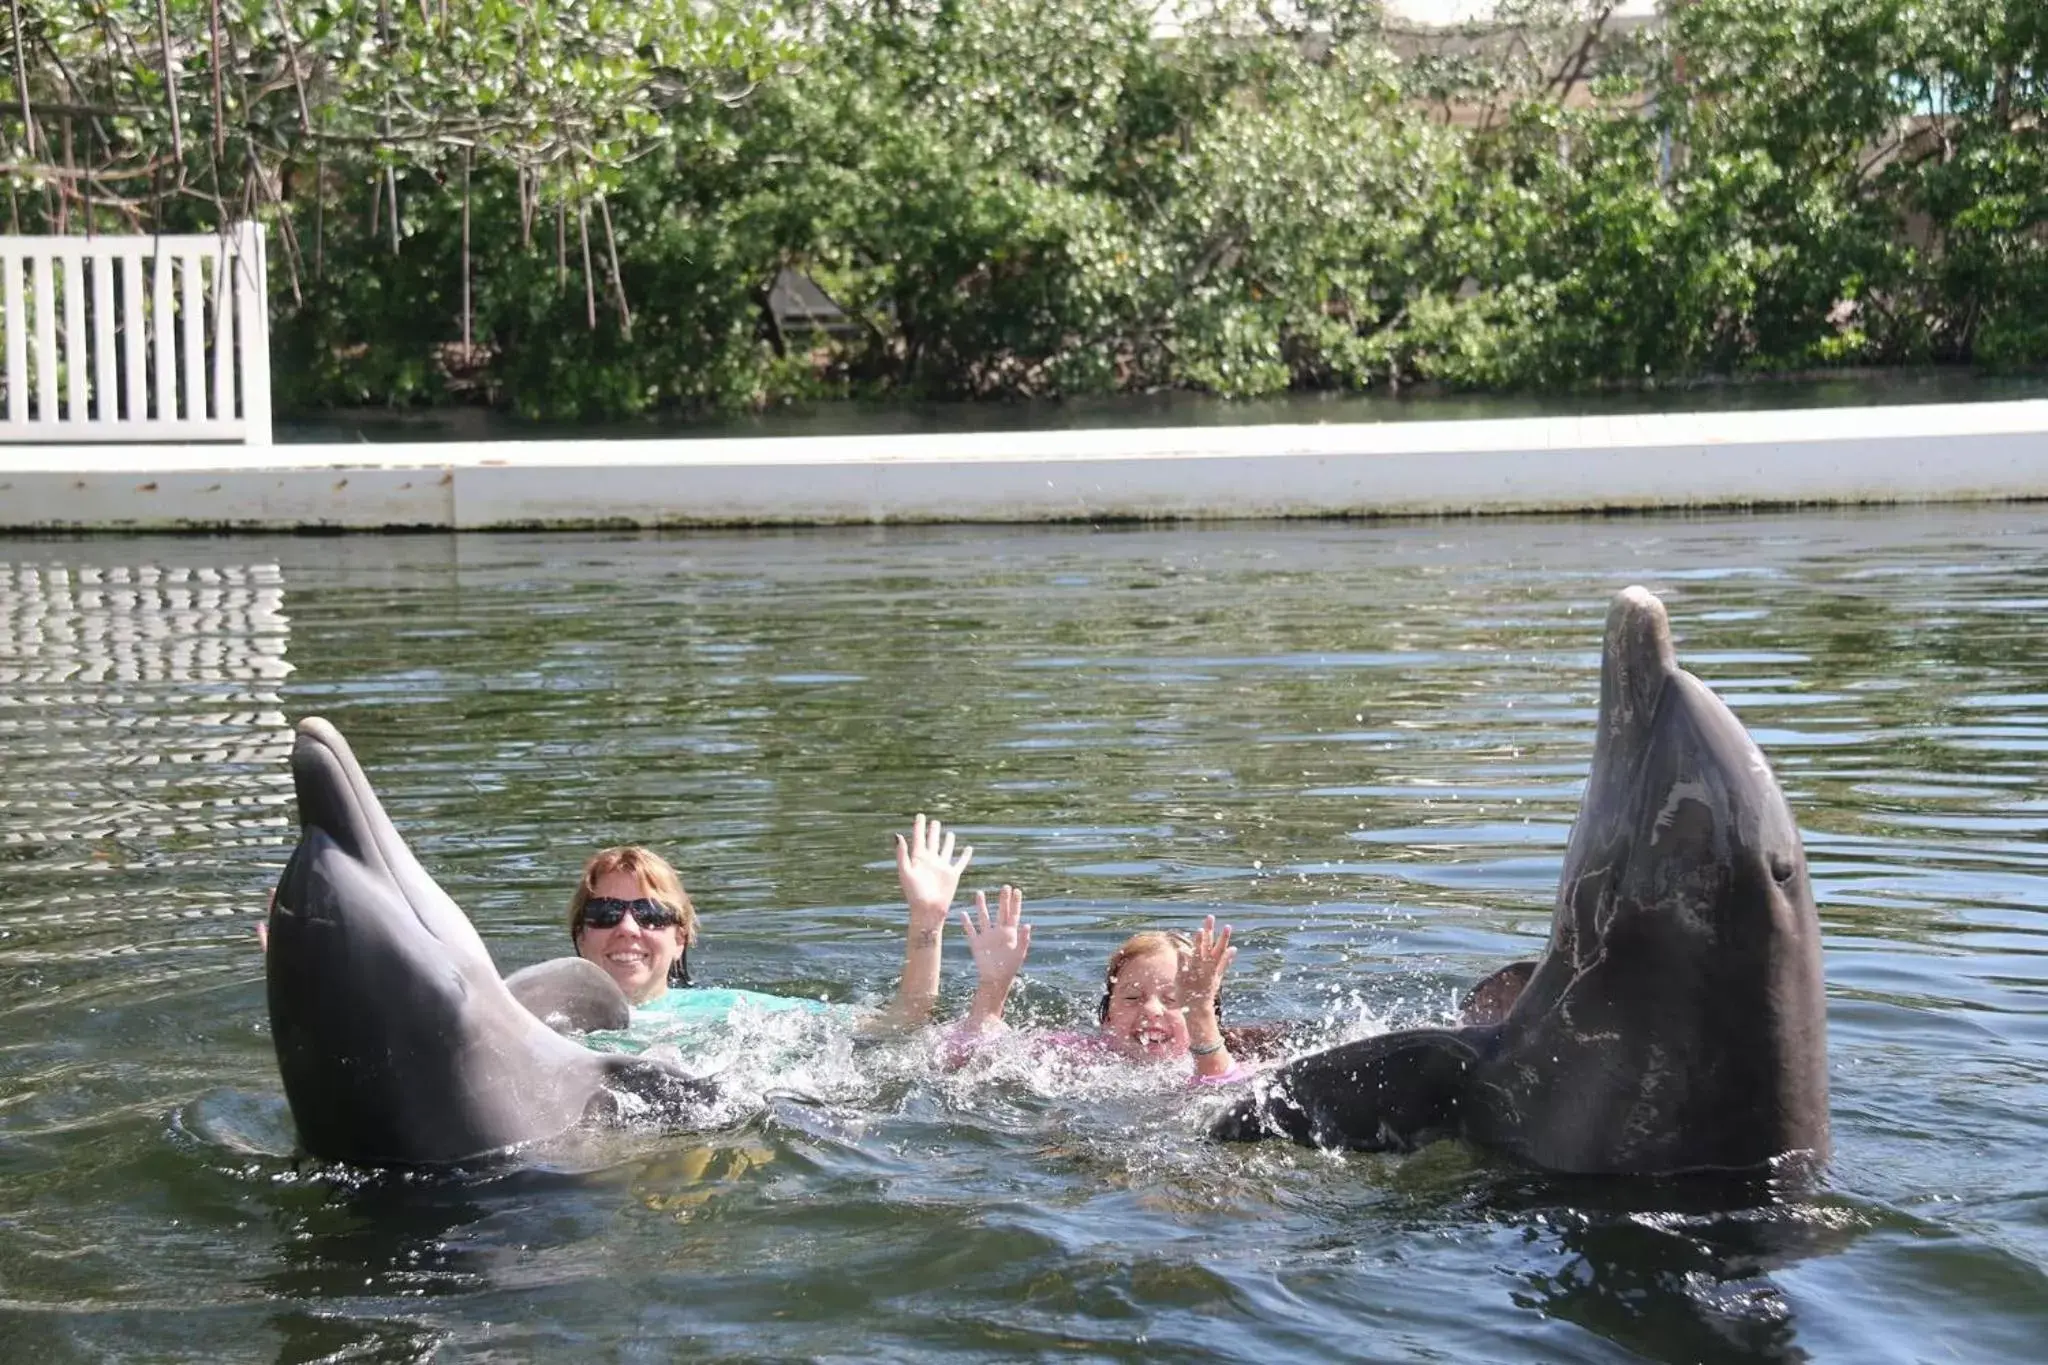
[2,510,2045,1362]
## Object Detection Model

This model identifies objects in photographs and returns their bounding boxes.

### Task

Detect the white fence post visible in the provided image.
[233,221,273,446]
[2,253,22,425]
[0,223,273,443]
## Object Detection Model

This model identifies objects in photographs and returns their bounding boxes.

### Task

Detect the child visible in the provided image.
[945,884,1256,1084]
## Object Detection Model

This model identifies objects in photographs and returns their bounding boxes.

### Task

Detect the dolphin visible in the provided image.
[1213,586,1830,1176]
[265,716,717,1168]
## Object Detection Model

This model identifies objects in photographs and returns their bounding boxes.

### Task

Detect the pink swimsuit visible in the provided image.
[950,1026,1251,1084]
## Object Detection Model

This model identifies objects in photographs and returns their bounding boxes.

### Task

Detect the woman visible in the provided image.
[257,818,975,1030]
[567,844,700,1005]
[571,815,974,1025]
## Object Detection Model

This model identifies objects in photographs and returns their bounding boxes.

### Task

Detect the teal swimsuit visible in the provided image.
[632,986,833,1024]
[590,985,840,1059]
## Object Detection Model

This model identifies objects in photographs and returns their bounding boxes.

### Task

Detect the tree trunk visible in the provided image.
[461,149,472,354]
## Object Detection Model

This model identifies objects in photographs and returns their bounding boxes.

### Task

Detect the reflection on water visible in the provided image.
[0,560,292,882]
[2,510,2047,1361]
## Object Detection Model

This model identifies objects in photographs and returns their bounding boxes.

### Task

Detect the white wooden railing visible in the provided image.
[0,222,271,445]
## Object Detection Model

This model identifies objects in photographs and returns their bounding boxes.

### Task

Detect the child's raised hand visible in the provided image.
[961,884,1032,989]
[895,813,972,935]
[1178,914,1235,1010]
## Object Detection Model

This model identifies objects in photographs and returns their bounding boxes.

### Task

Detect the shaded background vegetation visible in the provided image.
[5,0,2044,420]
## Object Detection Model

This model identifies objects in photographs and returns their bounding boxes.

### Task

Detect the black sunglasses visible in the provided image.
[581,896,682,930]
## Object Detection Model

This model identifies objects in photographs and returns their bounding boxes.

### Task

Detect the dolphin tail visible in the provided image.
[1209,1027,1488,1150]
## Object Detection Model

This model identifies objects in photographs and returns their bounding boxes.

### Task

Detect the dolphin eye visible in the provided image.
[1769,852,1796,883]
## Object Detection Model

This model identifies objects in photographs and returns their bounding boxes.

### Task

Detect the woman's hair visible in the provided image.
[568,845,699,988]
[1097,930,1225,1023]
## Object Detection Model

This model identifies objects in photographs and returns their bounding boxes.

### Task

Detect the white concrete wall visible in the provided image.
[2,399,2045,531]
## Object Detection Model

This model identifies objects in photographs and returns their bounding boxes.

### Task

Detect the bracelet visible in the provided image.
[1188,1039,1225,1057]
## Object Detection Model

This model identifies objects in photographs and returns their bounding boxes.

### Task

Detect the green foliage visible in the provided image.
[7,0,2044,418]
[4,0,791,198]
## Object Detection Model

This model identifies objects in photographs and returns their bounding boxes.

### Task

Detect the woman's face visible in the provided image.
[1101,948,1190,1060]
[574,868,684,1005]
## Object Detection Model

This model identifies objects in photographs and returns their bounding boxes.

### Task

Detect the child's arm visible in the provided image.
[959,885,1031,1037]
[1179,915,1238,1079]
[876,814,972,1031]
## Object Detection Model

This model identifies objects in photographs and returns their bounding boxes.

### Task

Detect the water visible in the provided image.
[278,369,2048,443]
[1,509,2045,1362]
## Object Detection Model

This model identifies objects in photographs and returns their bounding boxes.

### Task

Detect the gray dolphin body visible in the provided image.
[266,717,715,1168]
[1213,587,1830,1176]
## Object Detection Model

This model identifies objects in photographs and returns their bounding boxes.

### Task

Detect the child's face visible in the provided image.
[1102,948,1190,1060]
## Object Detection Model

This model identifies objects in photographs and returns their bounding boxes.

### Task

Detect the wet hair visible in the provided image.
[1097,930,1225,1024]
[568,845,698,988]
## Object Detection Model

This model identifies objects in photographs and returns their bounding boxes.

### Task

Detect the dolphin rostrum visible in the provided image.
[265,717,716,1168]
[1213,586,1830,1176]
